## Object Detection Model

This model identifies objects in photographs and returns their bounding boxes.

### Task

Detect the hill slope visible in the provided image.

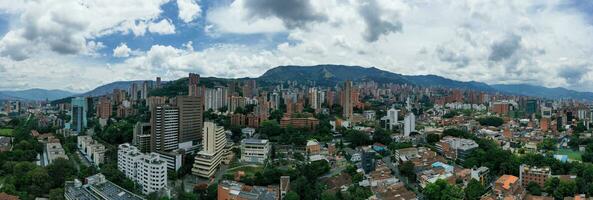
[492,84,593,101]
[0,89,76,101]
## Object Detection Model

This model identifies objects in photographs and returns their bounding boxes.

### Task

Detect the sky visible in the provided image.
[0,0,592,93]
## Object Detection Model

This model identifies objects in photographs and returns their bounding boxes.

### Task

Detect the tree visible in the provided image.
[399,161,416,181]
[426,133,441,144]
[465,179,485,200]
[285,191,300,200]
[424,179,464,200]
[527,181,542,196]
[537,138,557,152]
[477,116,504,127]
[47,158,76,188]
[49,188,65,200]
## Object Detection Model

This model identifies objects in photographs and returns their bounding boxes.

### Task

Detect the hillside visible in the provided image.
[0,89,77,101]
[492,84,593,101]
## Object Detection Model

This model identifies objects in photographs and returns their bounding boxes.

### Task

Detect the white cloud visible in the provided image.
[148,19,176,35]
[177,0,201,23]
[0,0,169,59]
[113,43,132,58]
[206,0,285,34]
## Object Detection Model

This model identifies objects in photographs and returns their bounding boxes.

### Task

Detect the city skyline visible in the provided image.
[0,0,593,93]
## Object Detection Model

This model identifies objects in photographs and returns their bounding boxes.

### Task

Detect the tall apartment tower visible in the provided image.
[188,73,200,96]
[151,105,180,152]
[404,112,416,136]
[342,80,353,119]
[96,96,111,119]
[175,96,203,153]
[192,122,227,178]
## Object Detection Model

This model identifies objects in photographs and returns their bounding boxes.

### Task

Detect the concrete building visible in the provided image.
[0,136,11,152]
[404,112,415,136]
[204,87,228,111]
[44,137,69,166]
[64,173,144,200]
[382,108,399,130]
[279,117,319,130]
[188,73,200,97]
[342,80,353,119]
[175,96,202,153]
[96,97,111,120]
[77,136,106,167]
[117,144,167,195]
[306,139,321,155]
[150,105,179,152]
[435,136,479,162]
[240,139,270,164]
[70,97,88,133]
[133,122,151,153]
[519,164,551,188]
[361,147,376,174]
[192,122,226,178]
[217,180,279,200]
[471,166,490,185]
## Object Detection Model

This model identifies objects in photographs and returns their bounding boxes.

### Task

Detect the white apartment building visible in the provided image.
[117,143,168,194]
[404,112,415,137]
[240,139,270,164]
[77,135,106,166]
[192,122,226,178]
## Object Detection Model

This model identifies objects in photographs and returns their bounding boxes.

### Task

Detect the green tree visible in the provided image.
[477,116,504,127]
[285,191,300,200]
[399,161,416,181]
[47,158,76,188]
[527,181,542,196]
[49,188,65,200]
[465,179,485,200]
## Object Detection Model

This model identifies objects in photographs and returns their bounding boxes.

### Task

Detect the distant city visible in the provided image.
[1,69,592,200]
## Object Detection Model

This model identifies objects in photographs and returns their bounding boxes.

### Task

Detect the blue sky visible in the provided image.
[0,0,593,93]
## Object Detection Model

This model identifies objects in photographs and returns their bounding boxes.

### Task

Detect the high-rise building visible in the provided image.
[156,77,162,88]
[342,80,353,119]
[117,144,167,195]
[96,96,111,119]
[526,99,538,116]
[188,73,200,96]
[404,113,415,136]
[192,122,227,178]
[141,81,149,100]
[70,97,88,133]
[242,79,257,98]
[150,105,179,152]
[130,83,139,101]
[204,87,228,111]
[381,108,398,130]
[175,96,202,153]
[133,122,152,153]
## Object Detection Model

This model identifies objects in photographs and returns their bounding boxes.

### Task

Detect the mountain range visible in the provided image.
[0,89,77,101]
[4,64,593,102]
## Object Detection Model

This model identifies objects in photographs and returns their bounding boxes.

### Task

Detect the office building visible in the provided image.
[175,96,202,153]
[71,97,88,133]
[404,112,415,136]
[240,139,270,164]
[192,122,227,178]
[150,105,179,152]
[156,77,161,88]
[361,147,376,174]
[117,143,167,195]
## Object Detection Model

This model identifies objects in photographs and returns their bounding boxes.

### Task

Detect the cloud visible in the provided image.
[0,0,169,59]
[358,0,403,42]
[558,64,590,82]
[435,46,470,68]
[177,0,201,23]
[113,43,132,58]
[148,19,176,35]
[488,34,522,62]
[206,0,285,34]
[243,0,327,29]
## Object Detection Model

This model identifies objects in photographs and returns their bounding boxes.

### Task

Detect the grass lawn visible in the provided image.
[225,165,264,177]
[555,149,582,161]
[0,128,13,137]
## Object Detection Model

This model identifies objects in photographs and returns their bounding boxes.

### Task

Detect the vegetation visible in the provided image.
[477,116,504,127]
[423,179,464,200]
[0,128,13,136]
